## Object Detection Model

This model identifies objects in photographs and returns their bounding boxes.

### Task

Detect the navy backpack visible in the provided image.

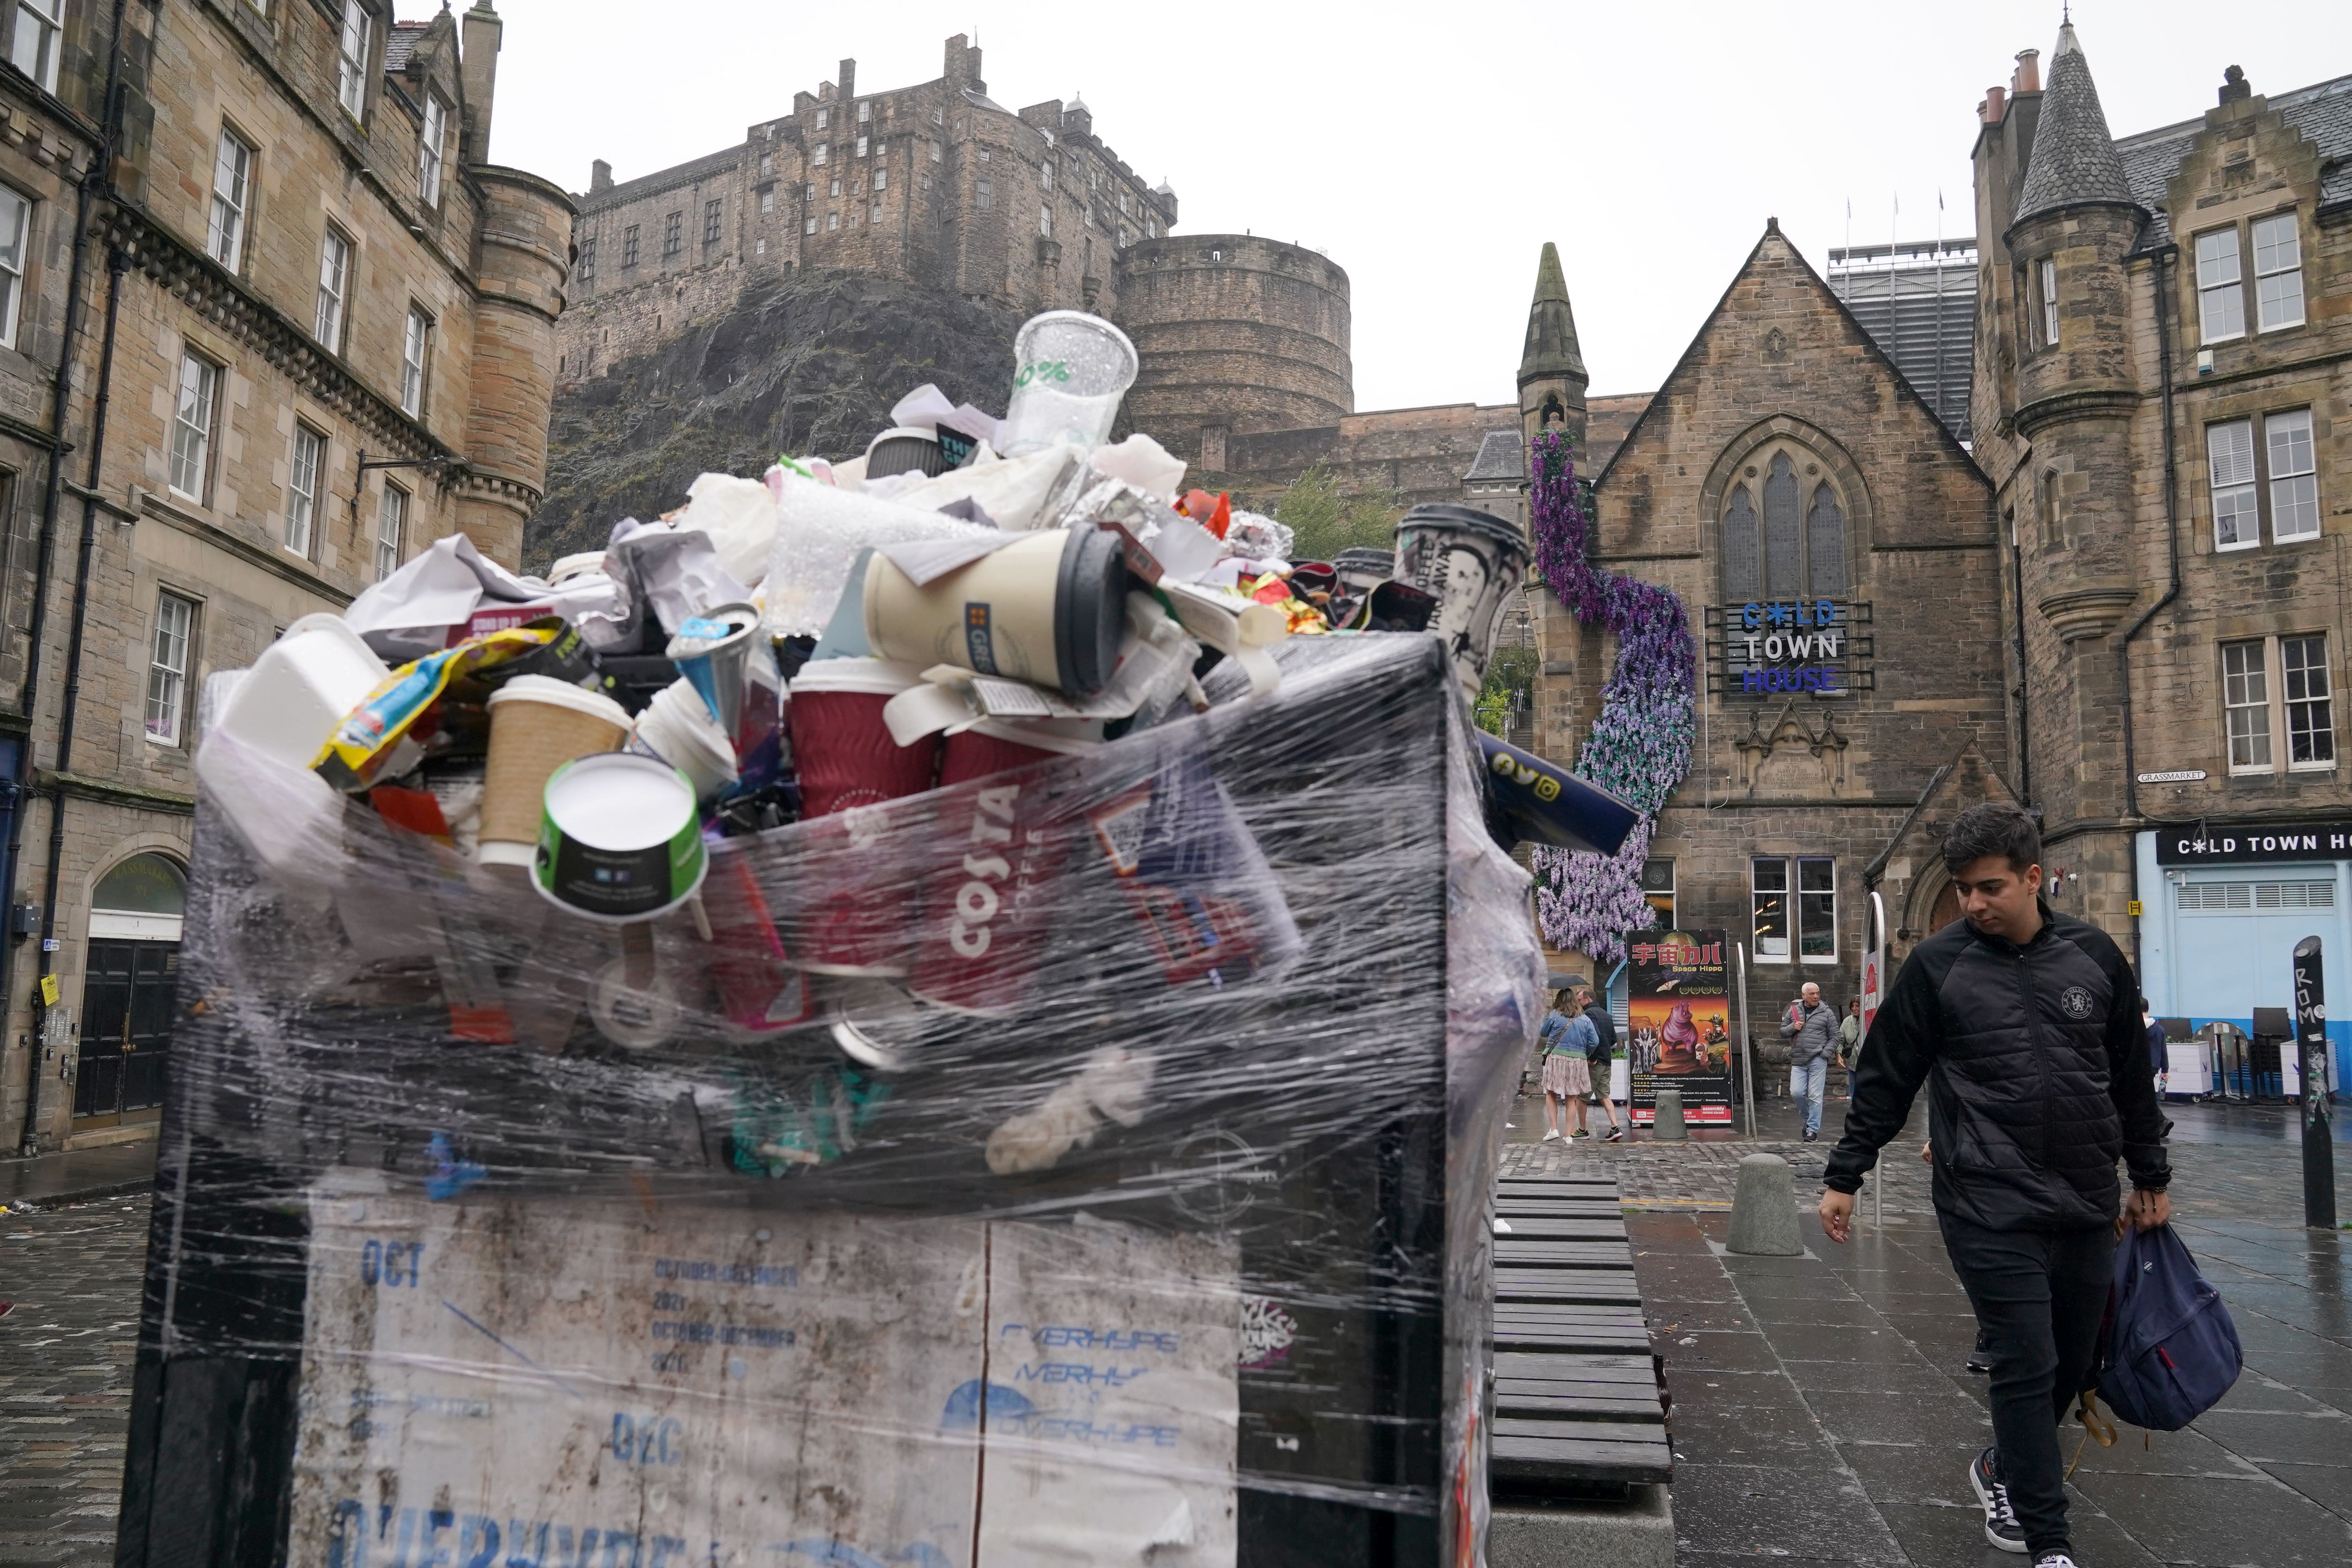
[2096,1224,2243,1432]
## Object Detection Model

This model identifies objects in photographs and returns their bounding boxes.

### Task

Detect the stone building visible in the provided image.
[1525,222,2012,1009]
[1970,26,2352,1078]
[557,38,1178,384]
[0,1,571,1154]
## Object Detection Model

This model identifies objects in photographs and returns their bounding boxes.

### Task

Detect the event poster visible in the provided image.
[1626,929,1734,1124]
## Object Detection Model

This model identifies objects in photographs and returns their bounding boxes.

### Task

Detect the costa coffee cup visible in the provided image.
[909,720,1100,1017]
[530,752,707,924]
[1392,504,1530,696]
[479,676,632,868]
[786,657,939,976]
[862,527,1128,699]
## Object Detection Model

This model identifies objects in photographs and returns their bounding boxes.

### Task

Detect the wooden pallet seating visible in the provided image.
[1488,1172,1672,1489]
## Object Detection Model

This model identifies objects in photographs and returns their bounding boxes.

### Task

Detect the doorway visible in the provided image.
[71,853,184,1125]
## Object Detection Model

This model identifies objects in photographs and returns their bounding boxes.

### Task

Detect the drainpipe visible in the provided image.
[2118,246,2183,827]
[2011,521,2030,806]
[14,0,128,1157]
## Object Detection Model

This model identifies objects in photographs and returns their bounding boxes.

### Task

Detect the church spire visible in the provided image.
[1519,241,1588,447]
[2010,23,2140,229]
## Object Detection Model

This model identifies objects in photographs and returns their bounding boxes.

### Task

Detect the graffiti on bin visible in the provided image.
[995,1323,1180,1354]
[322,1503,958,1568]
[938,1379,1182,1446]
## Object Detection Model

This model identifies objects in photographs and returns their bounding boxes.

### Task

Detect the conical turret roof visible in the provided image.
[2012,24,2141,227]
[1519,241,1587,388]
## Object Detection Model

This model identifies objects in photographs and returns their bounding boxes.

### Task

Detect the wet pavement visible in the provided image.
[0,1139,158,1212]
[1504,1081,2352,1566]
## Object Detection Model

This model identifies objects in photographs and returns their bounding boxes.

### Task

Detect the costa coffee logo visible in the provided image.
[948,784,1023,959]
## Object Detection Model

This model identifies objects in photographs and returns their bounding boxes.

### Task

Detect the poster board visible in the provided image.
[1625,930,1734,1124]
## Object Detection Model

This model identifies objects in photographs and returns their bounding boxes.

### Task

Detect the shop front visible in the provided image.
[2135,824,2352,1094]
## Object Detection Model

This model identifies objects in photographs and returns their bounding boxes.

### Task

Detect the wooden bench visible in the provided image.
[1488,1173,1672,1491]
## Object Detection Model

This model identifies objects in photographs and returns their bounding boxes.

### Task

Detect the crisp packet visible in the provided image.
[312,626,562,792]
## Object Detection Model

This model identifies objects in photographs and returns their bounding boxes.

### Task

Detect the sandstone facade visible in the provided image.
[0,1,569,1153]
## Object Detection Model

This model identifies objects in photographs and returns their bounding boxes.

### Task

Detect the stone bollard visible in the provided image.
[1651,1087,1687,1141]
[1728,1152,1804,1256]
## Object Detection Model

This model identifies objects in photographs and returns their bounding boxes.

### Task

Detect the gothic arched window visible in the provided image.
[1722,444,1848,602]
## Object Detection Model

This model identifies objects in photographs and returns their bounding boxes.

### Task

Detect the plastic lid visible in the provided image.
[1052,526,1129,699]
[488,674,633,728]
[789,656,927,696]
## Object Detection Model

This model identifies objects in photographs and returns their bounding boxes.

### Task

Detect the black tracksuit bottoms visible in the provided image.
[1936,1211,2116,1556]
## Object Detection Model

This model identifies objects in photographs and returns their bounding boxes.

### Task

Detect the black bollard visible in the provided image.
[2292,937,2336,1230]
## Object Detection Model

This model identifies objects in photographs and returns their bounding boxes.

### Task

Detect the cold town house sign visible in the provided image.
[1704,601,1875,697]
[2154,822,2352,867]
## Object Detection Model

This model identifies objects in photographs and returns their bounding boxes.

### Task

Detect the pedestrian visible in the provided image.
[2142,998,2168,1098]
[1819,802,2170,1568]
[1534,990,1571,1112]
[1778,981,1838,1141]
[1837,997,1864,1098]
[1581,986,1629,1143]
[1539,990,1599,1141]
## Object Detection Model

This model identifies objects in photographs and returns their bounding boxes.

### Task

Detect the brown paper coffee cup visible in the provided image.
[480,676,632,865]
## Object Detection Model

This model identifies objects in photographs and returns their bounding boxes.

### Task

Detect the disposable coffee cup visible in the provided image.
[530,752,708,923]
[786,657,940,976]
[480,676,633,867]
[665,601,762,734]
[864,426,950,480]
[863,527,1128,699]
[1392,504,1530,696]
[997,311,1138,457]
[1333,548,1395,596]
[627,678,740,802]
[910,721,1100,1016]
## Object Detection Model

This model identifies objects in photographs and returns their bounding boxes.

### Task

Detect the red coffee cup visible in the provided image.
[908,719,1100,1016]
[786,658,939,975]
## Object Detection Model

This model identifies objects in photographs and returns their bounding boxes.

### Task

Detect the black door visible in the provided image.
[72,940,178,1118]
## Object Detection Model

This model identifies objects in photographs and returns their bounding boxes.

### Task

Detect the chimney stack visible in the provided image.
[838,58,856,103]
[460,2,501,162]
[590,158,612,194]
[1983,85,2008,123]
[2012,49,2040,95]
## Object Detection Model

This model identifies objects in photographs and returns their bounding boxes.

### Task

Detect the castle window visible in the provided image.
[815,108,829,130]
[11,0,62,92]
[932,105,943,125]
[756,238,765,255]
[335,0,370,119]
[704,199,723,243]
[578,240,595,284]
[870,202,883,223]
[813,142,829,166]
[759,153,773,177]
[662,211,682,258]
[2195,227,2245,343]
[856,136,869,158]
[2038,467,2063,550]
[759,187,773,214]
[829,177,841,197]
[1040,160,1053,191]
[622,225,640,267]
[805,183,816,202]
[804,216,816,235]
[826,211,839,231]
[976,179,992,210]
[2036,258,2058,348]
[978,148,991,163]
[857,100,870,124]
[873,168,886,192]
[1146,219,1157,239]
[1721,446,1846,601]
[1039,205,1052,239]
[2252,212,2304,332]
[930,140,944,163]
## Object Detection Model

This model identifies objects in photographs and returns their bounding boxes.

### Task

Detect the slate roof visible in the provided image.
[385,22,429,75]
[2013,25,2140,227]
[2116,70,2352,250]
[1463,431,1525,484]
[583,145,747,211]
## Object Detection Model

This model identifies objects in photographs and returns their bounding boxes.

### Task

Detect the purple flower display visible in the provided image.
[1525,431,1696,964]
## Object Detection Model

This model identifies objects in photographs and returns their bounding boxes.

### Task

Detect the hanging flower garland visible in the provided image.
[1526,430,1697,964]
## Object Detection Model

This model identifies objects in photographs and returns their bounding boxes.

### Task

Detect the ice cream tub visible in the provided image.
[531,752,708,923]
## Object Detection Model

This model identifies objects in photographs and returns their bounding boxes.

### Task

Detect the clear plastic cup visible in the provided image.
[997,311,1138,456]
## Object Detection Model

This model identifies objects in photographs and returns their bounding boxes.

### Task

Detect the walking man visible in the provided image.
[1779,981,1837,1141]
[1581,986,1629,1143]
[1819,803,2170,1568]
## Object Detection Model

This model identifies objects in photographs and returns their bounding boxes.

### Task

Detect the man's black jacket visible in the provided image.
[1582,1001,1618,1057]
[1824,903,2170,1230]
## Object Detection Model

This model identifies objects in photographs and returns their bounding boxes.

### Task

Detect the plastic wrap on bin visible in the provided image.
[116,631,1539,1568]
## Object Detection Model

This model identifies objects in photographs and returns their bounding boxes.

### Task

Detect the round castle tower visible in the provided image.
[1116,234,1353,469]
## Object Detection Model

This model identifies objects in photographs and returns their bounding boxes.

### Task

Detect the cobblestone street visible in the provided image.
[0,1195,147,1568]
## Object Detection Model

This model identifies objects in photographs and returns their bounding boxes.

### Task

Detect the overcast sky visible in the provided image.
[481,1,2350,412]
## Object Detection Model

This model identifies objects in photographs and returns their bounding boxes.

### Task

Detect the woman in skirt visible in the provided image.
[1543,990,1600,1140]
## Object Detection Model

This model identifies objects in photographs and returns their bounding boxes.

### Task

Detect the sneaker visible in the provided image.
[2032,1555,2078,1568]
[1570,1128,1591,1139]
[1605,1127,1624,1143]
[1802,1129,1819,1142]
[1970,1447,2027,1554]
[1542,1129,1561,1142]
[1967,1351,1993,1374]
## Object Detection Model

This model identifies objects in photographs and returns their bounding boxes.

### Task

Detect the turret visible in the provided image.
[1518,242,1588,450]
[455,168,576,567]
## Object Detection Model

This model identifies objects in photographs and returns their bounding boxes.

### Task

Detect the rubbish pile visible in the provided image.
[138,310,1639,1568]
